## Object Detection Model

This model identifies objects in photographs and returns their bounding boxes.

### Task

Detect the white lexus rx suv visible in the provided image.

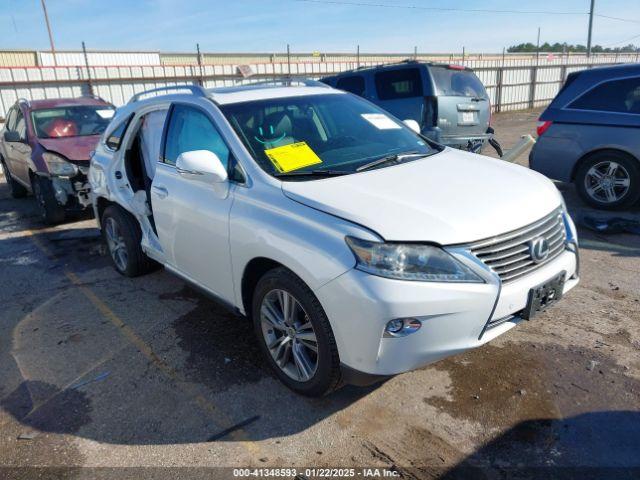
[90,82,579,396]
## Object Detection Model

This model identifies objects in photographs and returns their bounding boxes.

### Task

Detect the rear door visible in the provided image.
[373,67,426,126]
[6,107,32,184]
[151,102,236,302]
[429,65,490,140]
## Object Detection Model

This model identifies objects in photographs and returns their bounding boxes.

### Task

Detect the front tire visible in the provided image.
[32,176,65,224]
[575,151,640,210]
[1,156,28,199]
[252,267,341,397]
[101,205,154,277]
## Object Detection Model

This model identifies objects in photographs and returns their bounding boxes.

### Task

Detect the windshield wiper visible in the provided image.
[273,169,350,178]
[356,151,425,172]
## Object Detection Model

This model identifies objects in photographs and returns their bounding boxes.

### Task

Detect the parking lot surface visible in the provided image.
[0,109,639,479]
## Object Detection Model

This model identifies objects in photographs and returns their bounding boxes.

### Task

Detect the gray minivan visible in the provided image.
[321,61,496,153]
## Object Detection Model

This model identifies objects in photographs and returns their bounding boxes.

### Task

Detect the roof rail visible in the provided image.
[127,85,207,104]
[235,78,331,88]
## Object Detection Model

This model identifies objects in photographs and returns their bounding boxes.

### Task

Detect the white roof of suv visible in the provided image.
[207,84,343,105]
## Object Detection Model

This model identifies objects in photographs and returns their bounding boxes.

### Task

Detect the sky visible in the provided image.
[0,0,639,54]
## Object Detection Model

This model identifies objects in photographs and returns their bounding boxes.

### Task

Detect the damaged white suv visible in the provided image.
[90,82,579,396]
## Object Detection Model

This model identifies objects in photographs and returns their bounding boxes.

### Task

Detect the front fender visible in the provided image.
[229,183,379,314]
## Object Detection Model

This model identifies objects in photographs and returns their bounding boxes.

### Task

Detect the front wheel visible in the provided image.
[101,205,154,277]
[32,176,65,224]
[575,151,640,210]
[252,267,342,397]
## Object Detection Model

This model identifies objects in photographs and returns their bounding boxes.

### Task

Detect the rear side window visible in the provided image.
[570,77,640,114]
[336,75,366,96]
[4,107,17,131]
[105,114,133,150]
[375,68,423,100]
[430,67,487,98]
[163,104,230,168]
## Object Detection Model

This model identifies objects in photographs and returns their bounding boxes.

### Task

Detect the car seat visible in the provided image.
[256,111,295,149]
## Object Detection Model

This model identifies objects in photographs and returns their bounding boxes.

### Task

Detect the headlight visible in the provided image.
[345,236,484,283]
[562,210,578,245]
[42,152,78,177]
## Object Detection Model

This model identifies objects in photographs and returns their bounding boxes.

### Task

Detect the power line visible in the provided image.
[294,0,587,16]
[602,33,640,47]
[594,14,640,25]
[294,0,640,24]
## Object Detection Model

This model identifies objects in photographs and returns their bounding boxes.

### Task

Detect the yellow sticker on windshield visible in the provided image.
[264,141,323,173]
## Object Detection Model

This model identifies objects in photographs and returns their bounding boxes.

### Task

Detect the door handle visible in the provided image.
[152,185,169,199]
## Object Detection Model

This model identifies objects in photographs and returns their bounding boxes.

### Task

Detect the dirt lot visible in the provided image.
[0,109,639,479]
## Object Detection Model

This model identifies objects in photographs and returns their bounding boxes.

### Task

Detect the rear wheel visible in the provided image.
[32,176,65,224]
[252,267,341,397]
[575,151,640,210]
[101,205,154,277]
[1,156,28,198]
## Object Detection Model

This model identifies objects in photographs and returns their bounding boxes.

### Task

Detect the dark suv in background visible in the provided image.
[321,60,497,153]
[0,96,115,223]
[530,64,640,210]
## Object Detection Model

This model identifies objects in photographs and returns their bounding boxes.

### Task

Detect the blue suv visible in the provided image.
[530,64,640,210]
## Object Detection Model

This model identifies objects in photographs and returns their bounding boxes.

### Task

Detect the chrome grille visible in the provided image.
[467,208,567,283]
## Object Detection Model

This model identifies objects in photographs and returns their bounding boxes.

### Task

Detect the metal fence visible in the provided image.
[0,50,638,120]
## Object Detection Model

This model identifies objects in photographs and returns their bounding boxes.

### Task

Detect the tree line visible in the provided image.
[507,42,638,53]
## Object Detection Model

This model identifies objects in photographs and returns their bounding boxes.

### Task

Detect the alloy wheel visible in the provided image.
[104,217,128,271]
[584,160,631,204]
[260,289,319,382]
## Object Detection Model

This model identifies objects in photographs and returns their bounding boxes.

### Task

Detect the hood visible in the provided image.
[282,149,563,245]
[38,135,101,162]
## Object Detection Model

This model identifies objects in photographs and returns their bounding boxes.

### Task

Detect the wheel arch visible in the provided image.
[240,257,288,319]
[571,147,640,182]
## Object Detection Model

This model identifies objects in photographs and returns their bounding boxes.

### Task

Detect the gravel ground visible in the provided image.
[0,109,638,479]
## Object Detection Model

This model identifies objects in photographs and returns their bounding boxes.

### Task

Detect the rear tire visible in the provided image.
[101,205,154,277]
[32,176,65,224]
[575,151,640,210]
[252,267,342,397]
[1,156,28,198]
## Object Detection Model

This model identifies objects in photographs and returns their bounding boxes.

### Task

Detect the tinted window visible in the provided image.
[336,75,366,96]
[14,109,26,140]
[105,114,133,150]
[163,105,230,168]
[220,93,436,179]
[375,68,423,100]
[570,77,640,114]
[430,67,487,98]
[4,107,16,131]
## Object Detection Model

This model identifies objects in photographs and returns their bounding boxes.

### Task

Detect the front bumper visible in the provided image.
[315,247,579,377]
[48,167,92,210]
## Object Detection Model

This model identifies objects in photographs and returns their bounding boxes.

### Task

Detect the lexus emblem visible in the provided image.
[529,237,550,263]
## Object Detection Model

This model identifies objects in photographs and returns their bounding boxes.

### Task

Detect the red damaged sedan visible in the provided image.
[0,96,115,223]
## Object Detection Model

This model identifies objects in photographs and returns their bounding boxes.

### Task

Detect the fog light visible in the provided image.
[386,319,404,333]
[384,318,422,338]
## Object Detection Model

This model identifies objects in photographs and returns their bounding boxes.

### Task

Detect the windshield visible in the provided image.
[430,67,488,99]
[220,93,437,179]
[32,106,115,139]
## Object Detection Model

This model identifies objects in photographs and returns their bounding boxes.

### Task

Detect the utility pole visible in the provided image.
[535,27,541,66]
[587,0,595,57]
[40,0,57,66]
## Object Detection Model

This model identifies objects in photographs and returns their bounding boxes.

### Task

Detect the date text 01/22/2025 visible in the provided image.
[232,468,401,477]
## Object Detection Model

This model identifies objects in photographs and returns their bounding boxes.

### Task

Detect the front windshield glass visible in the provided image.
[220,93,437,178]
[32,106,115,139]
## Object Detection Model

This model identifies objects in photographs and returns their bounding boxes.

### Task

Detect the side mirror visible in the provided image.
[3,130,21,143]
[403,119,421,134]
[175,150,228,183]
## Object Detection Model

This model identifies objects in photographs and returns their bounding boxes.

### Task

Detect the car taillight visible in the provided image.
[536,120,552,137]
